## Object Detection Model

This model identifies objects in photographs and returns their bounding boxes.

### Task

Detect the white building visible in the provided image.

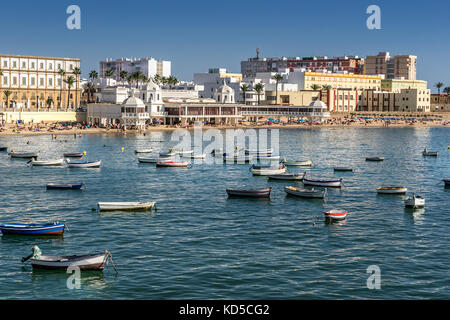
[194,68,242,103]
[99,57,171,81]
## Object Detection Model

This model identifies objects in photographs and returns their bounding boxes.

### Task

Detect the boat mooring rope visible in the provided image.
[104,250,118,274]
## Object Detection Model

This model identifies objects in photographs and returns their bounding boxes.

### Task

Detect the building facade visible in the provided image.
[287,56,364,74]
[365,52,417,80]
[381,79,427,92]
[357,88,430,112]
[99,57,171,81]
[0,54,81,109]
[194,68,242,102]
[430,94,450,112]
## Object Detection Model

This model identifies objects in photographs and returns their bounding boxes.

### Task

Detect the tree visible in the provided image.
[89,70,98,81]
[254,83,264,105]
[240,84,250,105]
[46,97,54,109]
[311,84,321,90]
[435,82,444,94]
[64,76,75,109]
[3,90,12,108]
[58,68,66,108]
[161,76,168,87]
[153,74,162,85]
[131,70,145,88]
[73,67,82,108]
[105,69,115,85]
[322,85,332,90]
[119,71,128,83]
[127,75,135,88]
[83,82,95,103]
[272,74,284,105]
[168,76,179,89]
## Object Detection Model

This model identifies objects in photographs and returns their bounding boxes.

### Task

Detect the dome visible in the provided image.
[309,100,327,109]
[122,90,145,108]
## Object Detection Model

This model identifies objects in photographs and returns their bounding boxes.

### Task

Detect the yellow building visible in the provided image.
[0,54,81,109]
[302,72,382,91]
[265,90,320,105]
[365,52,417,80]
[358,88,430,113]
[381,79,427,93]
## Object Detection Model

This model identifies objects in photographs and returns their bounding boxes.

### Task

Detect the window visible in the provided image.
[22,77,26,86]
[40,78,44,86]
[30,77,35,86]
[3,61,7,67]
[49,78,53,86]
[22,62,26,68]
[13,77,17,85]
[40,63,44,69]
[13,61,17,68]
[31,62,35,69]
[49,63,53,70]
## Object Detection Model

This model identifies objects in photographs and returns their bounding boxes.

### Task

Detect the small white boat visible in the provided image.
[9,151,38,158]
[156,160,190,167]
[137,156,171,163]
[284,186,326,198]
[135,148,153,154]
[251,164,286,176]
[324,210,348,220]
[282,160,312,167]
[377,186,407,194]
[244,148,273,155]
[97,201,156,211]
[170,149,193,154]
[268,172,306,181]
[303,178,343,188]
[159,151,176,157]
[66,160,102,168]
[30,159,64,166]
[404,193,425,208]
[182,153,206,159]
[422,149,438,157]
[255,155,281,161]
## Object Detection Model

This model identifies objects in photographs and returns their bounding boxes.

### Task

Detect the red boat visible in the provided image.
[156,160,190,167]
[324,210,348,220]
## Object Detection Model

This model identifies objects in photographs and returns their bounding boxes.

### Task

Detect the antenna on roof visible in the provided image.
[256,48,260,59]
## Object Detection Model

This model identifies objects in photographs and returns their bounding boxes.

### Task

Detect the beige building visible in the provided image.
[381,79,427,92]
[0,54,81,109]
[265,90,320,106]
[365,52,417,80]
[358,88,430,112]
[430,94,450,112]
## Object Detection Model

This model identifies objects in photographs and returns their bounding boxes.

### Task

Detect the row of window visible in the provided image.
[1,76,75,87]
[2,60,75,71]
[6,92,73,100]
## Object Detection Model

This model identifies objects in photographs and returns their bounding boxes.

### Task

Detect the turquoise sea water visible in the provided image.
[0,127,449,299]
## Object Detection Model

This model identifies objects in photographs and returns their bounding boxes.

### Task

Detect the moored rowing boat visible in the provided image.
[284,186,326,198]
[156,160,190,167]
[46,183,84,190]
[366,157,384,162]
[97,201,156,211]
[268,172,306,181]
[63,152,84,158]
[9,151,38,158]
[251,164,286,176]
[0,222,65,235]
[324,210,348,220]
[282,160,312,166]
[66,160,102,168]
[31,159,64,166]
[377,186,407,194]
[303,178,343,188]
[226,187,272,198]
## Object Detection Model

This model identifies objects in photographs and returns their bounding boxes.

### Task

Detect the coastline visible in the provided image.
[0,121,448,137]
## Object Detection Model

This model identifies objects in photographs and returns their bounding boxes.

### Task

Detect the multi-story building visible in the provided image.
[381,79,427,92]
[194,68,242,102]
[365,52,417,80]
[430,94,450,112]
[240,49,290,77]
[0,54,81,109]
[99,57,171,81]
[287,56,364,74]
[264,90,320,106]
[357,88,430,112]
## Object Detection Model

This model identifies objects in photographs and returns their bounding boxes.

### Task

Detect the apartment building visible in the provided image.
[381,79,427,92]
[0,54,81,109]
[194,68,242,102]
[287,56,364,74]
[99,57,171,81]
[430,94,450,112]
[365,52,417,80]
[358,88,430,112]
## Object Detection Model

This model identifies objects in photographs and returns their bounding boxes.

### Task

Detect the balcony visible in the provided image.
[122,112,149,119]
[150,111,168,116]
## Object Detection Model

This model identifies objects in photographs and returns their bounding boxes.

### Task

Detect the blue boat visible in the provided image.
[46,183,84,190]
[0,147,7,152]
[0,222,66,235]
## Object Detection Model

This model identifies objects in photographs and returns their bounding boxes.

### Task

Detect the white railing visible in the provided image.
[242,111,330,117]
[150,111,168,116]
[122,113,149,119]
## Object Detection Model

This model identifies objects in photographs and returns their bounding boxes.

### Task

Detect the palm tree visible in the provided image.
[435,82,444,94]
[73,67,81,108]
[58,69,66,108]
[168,76,179,89]
[64,76,75,109]
[254,83,264,106]
[3,90,12,109]
[161,76,169,88]
[127,75,135,88]
[89,70,98,81]
[153,74,162,86]
[83,82,95,103]
[272,74,284,105]
[131,71,145,88]
[46,97,54,109]
[119,71,128,83]
[105,69,115,85]
[240,84,250,105]
[311,84,321,90]
[322,85,332,90]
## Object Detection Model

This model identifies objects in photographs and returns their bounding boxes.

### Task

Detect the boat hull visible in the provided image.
[283,160,312,167]
[284,186,325,198]
[98,201,156,211]
[31,159,64,166]
[67,160,101,168]
[366,157,384,162]
[377,187,407,194]
[0,223,65,235]
[334,167,353,172]
[63,153,84,158]
[404,196,425,208]
[30,253,106,271]
[303,178,342,188]
[226,188,271,198]
[324,210,348,220]
[156,161,189,167]
[10,152,37,158]
[268,172,305,180]
[46,183,84,190]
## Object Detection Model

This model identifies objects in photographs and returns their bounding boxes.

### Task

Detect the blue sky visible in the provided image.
[0,0,449,91]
